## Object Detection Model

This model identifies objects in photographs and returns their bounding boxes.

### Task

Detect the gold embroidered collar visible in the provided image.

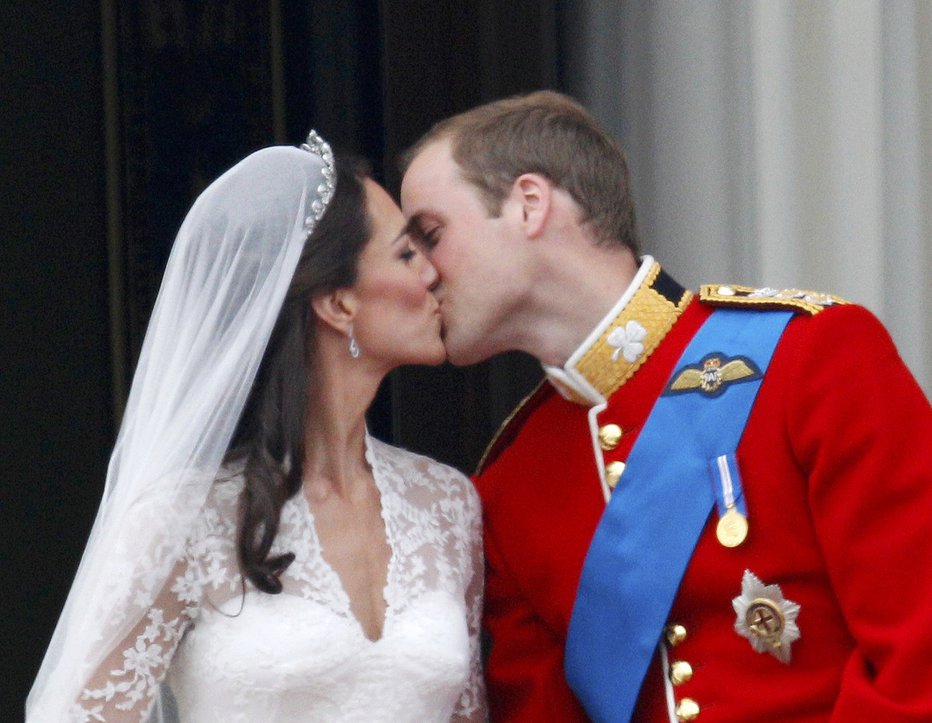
[543,257,692,405]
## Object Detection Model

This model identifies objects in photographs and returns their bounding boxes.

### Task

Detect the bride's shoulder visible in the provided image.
[201,462,245,508]
[184,463,245,544]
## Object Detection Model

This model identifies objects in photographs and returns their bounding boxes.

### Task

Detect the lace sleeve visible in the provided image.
[72,477,242,723]
[453,479,488,722]
[74,555,199,723]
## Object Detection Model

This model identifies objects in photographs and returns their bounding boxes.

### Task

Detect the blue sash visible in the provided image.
[564,308,793,722]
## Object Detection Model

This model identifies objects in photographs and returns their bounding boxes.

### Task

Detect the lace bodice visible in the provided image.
[75,436,485,722]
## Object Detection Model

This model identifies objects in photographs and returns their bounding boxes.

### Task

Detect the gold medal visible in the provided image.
[716,507,748,547]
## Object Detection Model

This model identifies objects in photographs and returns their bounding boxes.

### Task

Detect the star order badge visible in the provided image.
[732,570,800,664]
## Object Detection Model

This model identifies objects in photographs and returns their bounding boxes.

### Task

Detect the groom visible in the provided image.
[400,90,932,722]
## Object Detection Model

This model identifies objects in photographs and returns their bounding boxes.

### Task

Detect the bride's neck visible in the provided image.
[301,342,384,500]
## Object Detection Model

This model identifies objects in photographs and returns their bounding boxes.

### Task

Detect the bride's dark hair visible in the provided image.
[226,154,371,593]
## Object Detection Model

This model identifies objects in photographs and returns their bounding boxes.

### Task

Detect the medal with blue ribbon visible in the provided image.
[711,452,749,547]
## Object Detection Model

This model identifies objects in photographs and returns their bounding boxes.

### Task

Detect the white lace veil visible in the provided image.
[26,133,336,722]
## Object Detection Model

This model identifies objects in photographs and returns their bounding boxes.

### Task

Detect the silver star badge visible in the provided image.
[732,569,800,664]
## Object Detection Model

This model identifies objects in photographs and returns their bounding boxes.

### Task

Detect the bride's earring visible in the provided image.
[348,324,360,359]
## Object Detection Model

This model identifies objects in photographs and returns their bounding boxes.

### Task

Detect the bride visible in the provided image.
[27,133,486,722]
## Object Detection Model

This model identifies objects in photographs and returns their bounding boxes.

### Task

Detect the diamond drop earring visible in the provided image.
[348,324,360,359]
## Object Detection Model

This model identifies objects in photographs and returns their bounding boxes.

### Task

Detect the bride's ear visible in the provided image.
[310,289,358,334]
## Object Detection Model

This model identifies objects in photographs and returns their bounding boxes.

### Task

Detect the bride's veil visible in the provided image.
[26,133,335,722]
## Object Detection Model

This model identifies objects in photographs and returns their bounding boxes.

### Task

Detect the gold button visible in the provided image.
[665,624,688,647]
[604,461,626,489]
[670,660,693,686]
[717,286,735,296]
[598,423,623,451]
[675,698,700,721]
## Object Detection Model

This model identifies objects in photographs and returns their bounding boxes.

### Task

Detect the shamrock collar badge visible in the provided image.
[607,320,647,363]
[732,570,800,664]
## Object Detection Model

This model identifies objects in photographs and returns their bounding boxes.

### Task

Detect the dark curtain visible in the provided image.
[3,0,567,711]
[2,0,114,715]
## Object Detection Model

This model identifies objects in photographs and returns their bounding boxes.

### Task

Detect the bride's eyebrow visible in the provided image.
[391,223,413,245]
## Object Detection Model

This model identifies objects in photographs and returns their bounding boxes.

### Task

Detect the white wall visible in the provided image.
[562,0,931,395]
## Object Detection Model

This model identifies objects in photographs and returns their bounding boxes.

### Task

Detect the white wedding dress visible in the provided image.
[75,436,485,722]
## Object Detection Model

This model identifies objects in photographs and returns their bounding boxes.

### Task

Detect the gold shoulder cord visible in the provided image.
[700,284,849,316]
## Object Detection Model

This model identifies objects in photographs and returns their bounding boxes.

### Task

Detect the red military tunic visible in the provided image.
[475,260,932,722]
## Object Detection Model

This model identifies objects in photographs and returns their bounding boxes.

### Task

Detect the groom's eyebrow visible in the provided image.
[405,215,431,248]
[404,215,422,234]
[411,214,429,233]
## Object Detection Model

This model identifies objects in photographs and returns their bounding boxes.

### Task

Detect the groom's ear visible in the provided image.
[511,173,552,240]
[310,289,357,334]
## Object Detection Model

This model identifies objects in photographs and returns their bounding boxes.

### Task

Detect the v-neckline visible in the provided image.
[300,434,395,643]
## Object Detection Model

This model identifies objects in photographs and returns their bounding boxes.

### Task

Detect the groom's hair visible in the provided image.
[401,90,639,253]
